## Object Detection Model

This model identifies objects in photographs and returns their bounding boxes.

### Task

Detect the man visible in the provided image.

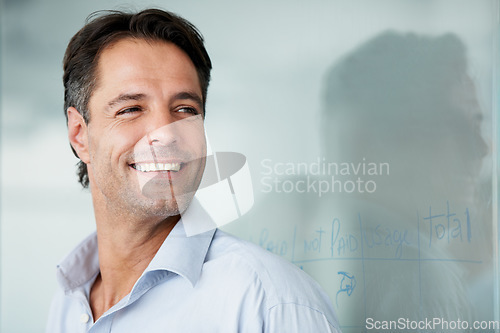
[47,8,340,332]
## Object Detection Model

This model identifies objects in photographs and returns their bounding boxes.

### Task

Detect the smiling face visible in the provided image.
[68,38,206,220]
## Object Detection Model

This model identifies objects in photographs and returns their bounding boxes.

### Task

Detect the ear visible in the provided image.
[67,107,90,164]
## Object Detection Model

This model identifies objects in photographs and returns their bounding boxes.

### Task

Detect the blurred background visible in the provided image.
[1,0,498,332]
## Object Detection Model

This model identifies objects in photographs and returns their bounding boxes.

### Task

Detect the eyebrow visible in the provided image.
[106,91,204,111]
[173,91,204,110]
[107,93,147,109]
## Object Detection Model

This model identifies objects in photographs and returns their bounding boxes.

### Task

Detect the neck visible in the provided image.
[89,194,179,321]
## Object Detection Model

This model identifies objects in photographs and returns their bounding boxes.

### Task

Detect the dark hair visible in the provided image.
[63,9,212,188]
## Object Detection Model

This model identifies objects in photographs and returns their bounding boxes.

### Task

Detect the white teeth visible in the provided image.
[133,162,181,172]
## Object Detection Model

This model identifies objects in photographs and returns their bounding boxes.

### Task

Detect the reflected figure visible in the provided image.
[320,31,492,332]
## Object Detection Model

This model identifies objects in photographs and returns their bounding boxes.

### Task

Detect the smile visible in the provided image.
[131,162,182,172]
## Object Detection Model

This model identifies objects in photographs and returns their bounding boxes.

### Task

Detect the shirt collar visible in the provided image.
[56,203,216,292]
[56,232,99,293]
[145,220,215,287]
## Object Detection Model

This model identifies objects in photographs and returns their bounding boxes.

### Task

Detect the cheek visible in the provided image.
[180,120,206,158]
[195,132,207,157]
[89,129,142,168]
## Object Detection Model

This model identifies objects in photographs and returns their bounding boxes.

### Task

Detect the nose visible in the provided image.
[146,111,181,147]
[476,131,489,160]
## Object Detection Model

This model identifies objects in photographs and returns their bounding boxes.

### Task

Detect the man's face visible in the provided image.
[81,38,206,219]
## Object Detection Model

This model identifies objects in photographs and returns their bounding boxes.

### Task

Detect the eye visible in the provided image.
[176,107,200,115]
[116,106,142,116]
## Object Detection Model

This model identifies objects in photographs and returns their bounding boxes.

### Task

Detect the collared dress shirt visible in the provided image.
[46,220,340,332]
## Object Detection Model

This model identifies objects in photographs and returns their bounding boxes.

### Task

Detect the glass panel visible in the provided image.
[1,1,498,331]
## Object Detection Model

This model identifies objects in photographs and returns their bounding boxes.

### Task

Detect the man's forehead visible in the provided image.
[90,37,203,109]
[96,38,198,81]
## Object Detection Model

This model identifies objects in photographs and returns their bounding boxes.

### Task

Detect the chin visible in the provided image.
[139,192,195,218]
[140,178,199,213]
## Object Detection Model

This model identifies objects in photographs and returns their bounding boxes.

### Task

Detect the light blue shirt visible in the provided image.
[47,220,340,332]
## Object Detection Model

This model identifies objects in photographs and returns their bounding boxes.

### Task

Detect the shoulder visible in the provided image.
[206,230,340,332]
[207,230,320,302]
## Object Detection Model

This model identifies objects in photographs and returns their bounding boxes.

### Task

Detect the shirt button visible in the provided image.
[80,313,90,323]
